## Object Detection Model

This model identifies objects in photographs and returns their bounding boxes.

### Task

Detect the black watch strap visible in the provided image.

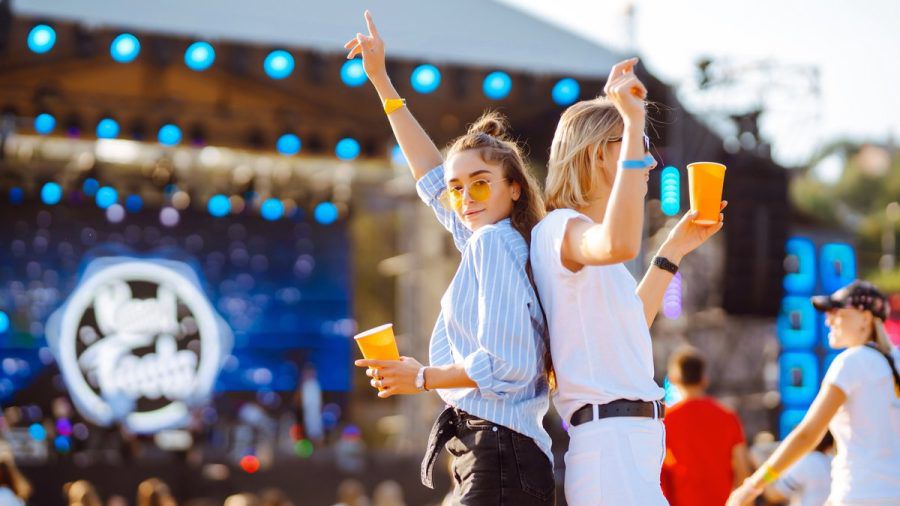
[653,256,679,275]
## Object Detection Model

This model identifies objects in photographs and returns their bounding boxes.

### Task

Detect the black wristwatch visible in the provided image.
[652,256,679,275]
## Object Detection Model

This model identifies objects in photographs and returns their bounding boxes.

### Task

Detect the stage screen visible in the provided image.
[0,200,353,407]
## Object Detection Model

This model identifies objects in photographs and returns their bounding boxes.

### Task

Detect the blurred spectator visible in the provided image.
[224,493,259,506]
[764,432,834,506]
[64,480,102,506]
[0,444,30,506]
[259,488,293,506]
[331,479,370,506]
[301,364,324,444]
[662,347,751,506]
[335,425,366,473]
[136,478,177,506]
[749,431,778,467]
[106,495,128,506]
[372,480,405,506]
[234,402,276,466]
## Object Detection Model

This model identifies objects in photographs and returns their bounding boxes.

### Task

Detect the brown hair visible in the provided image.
[545,97,624,211]
[446,112,554,388]
[668,346,707,387]
[446,111,545,245]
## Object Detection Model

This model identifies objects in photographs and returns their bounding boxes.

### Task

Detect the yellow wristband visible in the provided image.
[383,98,406,115]
[761,465,780,484]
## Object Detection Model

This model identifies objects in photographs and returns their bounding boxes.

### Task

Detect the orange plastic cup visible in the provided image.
[353,323,400,361]
[687,162,726,225]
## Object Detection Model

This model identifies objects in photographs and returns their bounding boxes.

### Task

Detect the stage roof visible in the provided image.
[12,0,622,77]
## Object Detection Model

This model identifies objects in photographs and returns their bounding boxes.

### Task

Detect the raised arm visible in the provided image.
[345,11,443,179]
[636,202,726,327]
[727,384,845,506]
[561,58,653,267]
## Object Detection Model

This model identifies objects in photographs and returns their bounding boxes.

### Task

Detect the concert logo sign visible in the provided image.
[47,258,232,433]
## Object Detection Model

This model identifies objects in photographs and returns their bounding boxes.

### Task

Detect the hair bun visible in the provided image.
[467,111,510,140]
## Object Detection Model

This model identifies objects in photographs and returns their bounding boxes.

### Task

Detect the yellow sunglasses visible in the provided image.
[439,178,509,211]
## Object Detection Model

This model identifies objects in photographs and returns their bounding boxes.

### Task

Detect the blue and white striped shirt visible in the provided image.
[416,165,552,464]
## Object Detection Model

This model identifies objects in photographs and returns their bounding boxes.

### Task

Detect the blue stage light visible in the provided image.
[482,71,512,100]
[314,202,339,225]
[552,78,580,106]
[0,310,9,334]
[54,435,71,453]
[264,50,295,79]
[110,33,140,63]
[34,113,56,135]
[28,25,56,54]
[660,166,681,216]
[335,138,360,160]
[276,134,302,155]
[29,423,46,441]
[341,59,367,87]
[95,187,118,209]
[779,352,819,408]
[208,194,231,217]
[96,118,120,139]
[8,188,24,205]
[158,124,182,146]
[411,64,441,94]
[41,182,62,205]
[780,409,806,439]
[125,194,143,213]
[819,243,856,294]
[784,237,816,295]
[82,178,100,197]
[185,41,215,71]
[261,199,284,221]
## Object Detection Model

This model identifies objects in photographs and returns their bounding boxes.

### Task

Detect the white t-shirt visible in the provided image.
[822,345,900,503]
[773,451,832,506]
[530,209,664,424]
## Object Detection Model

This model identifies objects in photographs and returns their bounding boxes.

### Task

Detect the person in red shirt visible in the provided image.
[662,347,751,506]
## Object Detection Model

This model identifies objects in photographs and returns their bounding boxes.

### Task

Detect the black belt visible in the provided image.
[570,399,665,427]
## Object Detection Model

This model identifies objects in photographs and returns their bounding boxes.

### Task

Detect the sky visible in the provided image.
[499,0,900,176]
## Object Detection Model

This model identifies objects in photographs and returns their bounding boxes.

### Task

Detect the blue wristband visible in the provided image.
[618,155,655,170]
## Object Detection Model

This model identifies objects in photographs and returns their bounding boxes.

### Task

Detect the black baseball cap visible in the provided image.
[811,280,889,321]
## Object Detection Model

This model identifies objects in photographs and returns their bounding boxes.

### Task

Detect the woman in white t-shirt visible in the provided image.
[530,58,727,505]
[728,280,900,506]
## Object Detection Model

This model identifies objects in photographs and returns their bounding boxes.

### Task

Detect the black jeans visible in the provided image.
[421,407,555,505]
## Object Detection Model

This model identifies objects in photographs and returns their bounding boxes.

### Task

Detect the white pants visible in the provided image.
[564,415,668,506]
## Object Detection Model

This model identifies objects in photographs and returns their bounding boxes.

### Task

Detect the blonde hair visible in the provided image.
[446,111,546,245]
[873,318,893,355]
[871,318,900,397]
[545,97,624,211]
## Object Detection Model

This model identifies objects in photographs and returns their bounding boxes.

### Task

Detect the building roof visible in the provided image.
[12,0,622,77]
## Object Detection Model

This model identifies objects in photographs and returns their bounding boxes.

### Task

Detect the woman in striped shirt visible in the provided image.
[347,12,555,505]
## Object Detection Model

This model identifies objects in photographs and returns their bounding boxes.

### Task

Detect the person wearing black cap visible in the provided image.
[728,280,900,505]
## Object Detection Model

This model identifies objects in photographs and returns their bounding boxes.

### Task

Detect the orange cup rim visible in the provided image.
[353,323,394,340]
[687,161,727,171]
